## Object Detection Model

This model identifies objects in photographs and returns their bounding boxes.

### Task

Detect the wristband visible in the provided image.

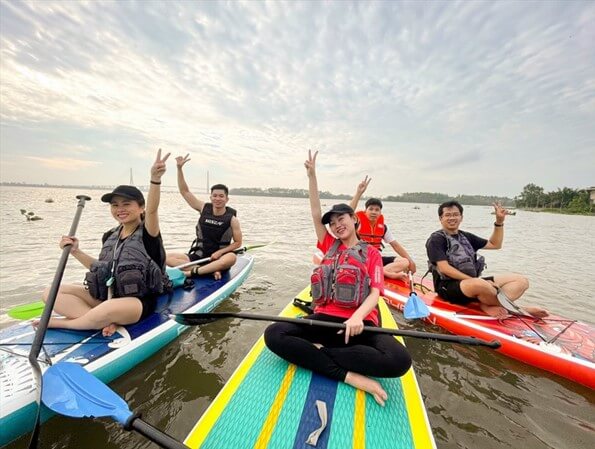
[150,180,161,185]
[494,222,503,227]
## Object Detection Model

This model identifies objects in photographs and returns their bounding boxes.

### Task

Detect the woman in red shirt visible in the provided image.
[264,151,411,406]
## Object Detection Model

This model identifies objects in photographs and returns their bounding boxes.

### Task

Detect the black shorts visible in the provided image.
[188,252,207,262]
[436,276,495,305]
[139,295,158,320]
[381,256,396,267]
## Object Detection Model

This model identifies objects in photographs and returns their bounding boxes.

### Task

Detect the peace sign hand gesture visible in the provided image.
[304,149,318,178]
[151,148,171,182]
[356,175,371,196]
[176,153,190,169]
[493,201,507,224]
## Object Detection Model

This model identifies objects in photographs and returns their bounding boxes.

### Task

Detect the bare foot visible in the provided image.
[213,271,222,281]
[524,306,549,318]
[344,371,388,407]
[479,304,509,319]
[102,323,117,337]
[393,272,408,281]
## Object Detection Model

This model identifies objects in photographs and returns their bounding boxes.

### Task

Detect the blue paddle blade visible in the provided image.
[42,362,132,425]
[403,292,430,320]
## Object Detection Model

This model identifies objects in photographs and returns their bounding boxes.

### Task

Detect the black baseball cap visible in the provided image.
[321,203,354,224]
[101,185,145,205]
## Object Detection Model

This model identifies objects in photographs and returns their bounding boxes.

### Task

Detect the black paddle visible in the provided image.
[27,195,91,449]
[173,312,501,348]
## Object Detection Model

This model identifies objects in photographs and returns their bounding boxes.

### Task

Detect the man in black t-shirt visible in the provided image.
[426,200,548,318]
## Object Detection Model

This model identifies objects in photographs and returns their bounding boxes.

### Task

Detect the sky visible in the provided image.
[1,0,594,198]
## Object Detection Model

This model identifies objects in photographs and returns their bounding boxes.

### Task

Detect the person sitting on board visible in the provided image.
[426,200,548,319]
[165,153,242,280]
[40,150,172,337]
[264,150,412,407]
[349,175,417,281]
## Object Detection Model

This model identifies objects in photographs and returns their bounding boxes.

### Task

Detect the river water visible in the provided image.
[1,186,594,449]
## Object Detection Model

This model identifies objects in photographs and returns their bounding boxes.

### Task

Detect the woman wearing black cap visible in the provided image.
[264,150,411,406]
[40,150,171,336]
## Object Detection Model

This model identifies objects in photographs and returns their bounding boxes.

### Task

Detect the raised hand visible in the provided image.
[356,175,371,196]
[304,149,318,177]
[493,201,507,224]
[151,148,171,182]
[176,153,190,169]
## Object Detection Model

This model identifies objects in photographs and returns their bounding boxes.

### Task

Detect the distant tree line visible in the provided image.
[231,187,513,205]
[515,183,593,214]
[384,192,514,206]
[230,187,350,200]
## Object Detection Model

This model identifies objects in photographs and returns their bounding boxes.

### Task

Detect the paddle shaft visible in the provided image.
[173,244,259,270]
[176,312,501,348]
[129,418,189,449]
[27,195,91,449]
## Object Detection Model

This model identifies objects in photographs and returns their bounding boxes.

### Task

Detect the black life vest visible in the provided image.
[427,230,486,283]
[84,224,169,300]
[189,204,237,258]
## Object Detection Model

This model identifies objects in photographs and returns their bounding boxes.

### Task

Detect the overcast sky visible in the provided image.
[1,0,593,197]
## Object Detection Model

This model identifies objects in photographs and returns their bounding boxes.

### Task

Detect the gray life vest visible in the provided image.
[311,240,371,309]
[428,230,486,280]
[84,224,168,300]
[189,204,237,258]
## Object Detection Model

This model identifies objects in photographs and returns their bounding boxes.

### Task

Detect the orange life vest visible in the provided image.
[356,211,385,250]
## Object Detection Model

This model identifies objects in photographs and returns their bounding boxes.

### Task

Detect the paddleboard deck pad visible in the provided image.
[185,287,436,449]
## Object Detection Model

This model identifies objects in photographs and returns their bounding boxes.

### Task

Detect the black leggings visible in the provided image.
[263,313,412,382]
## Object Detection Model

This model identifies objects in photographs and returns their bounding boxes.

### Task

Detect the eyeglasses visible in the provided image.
[442,213,461,218]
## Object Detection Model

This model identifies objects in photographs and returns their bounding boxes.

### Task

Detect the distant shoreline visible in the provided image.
[519,207,594,217]
[1,182,514,206]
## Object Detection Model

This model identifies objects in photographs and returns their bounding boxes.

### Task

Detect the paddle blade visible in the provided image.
[42,363,132,425]
[7,301,45,319]
[403,293,430,320]
[173,313,221,325]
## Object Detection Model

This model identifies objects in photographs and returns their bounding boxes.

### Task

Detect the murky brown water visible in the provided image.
[2,186,594,448]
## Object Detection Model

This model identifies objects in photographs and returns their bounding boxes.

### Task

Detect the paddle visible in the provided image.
[403,271,430,320]
[27,194,91,449]
[7,243,270,320]
[174,312,501,348]
[496,290,535,318]
[7,300,46,320]
[42,362,188,449]
[173,243,269,270]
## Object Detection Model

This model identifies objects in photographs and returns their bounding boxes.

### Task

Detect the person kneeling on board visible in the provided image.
[39,150,172,337]
[264,151,412,407]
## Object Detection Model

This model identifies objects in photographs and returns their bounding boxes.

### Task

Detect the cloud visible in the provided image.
[0,1,594,196]
[25,156,102,171]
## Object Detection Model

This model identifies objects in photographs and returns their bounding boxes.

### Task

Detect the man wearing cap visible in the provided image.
[349,176,416,280]
[165,153,242,280]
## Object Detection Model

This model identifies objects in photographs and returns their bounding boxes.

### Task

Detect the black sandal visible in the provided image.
[190,266,201,277]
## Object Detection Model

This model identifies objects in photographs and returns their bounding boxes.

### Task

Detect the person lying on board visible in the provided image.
[38,150,172,337]
[165,153,242,280]
[426,200,548,319]
[349,176,417,280]
[264,150,412,407]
